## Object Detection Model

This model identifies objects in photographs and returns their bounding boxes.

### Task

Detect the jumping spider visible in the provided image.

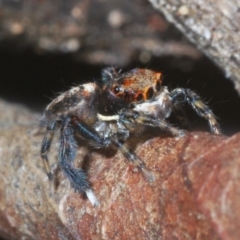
[41,67,221,206]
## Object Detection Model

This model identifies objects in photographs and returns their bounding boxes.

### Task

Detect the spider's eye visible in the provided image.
[113,85,120,94]
[146,87,154,100]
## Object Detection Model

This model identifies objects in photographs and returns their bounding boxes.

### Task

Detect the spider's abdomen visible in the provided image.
[42,83,99,126]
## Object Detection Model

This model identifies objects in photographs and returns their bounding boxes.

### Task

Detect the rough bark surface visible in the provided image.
[149,0,240,94]
[1,99,240,240]
[0,0,199,66]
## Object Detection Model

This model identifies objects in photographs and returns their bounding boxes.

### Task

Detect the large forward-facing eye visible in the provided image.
[146,87,154,100]
[113,85,121,94]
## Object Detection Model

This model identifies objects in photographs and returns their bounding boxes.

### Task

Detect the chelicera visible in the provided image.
[41,67,221,206]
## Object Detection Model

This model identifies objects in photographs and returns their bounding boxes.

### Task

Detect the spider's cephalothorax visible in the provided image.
[99,68,162,115]
[41,67,221,206]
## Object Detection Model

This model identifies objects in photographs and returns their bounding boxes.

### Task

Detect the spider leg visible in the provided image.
[59,117,99,206]
[73,120,110,148]
[120,109,185,137]
[41,119,57,180]
[111,135,155,182]
[169,88,221,134]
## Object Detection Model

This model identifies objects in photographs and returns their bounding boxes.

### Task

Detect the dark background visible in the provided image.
[0,50,239,135]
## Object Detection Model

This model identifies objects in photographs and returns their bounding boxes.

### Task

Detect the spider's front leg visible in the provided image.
[111,135,155,182]
[169,88,221,134]
[113,108,185,183]
[58,117,109,206]
[41,119,57,180]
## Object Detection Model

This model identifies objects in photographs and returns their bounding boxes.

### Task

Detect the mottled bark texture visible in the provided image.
[1,99,240,240]
[149,0,240,94]
[0,0,199,66]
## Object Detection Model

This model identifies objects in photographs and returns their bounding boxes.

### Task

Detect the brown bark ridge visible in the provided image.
[1,98,240,240]
[149,0,240,94]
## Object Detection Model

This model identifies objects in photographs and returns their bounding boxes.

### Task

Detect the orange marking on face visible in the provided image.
[109,68,163,103]
[122,78,136,87]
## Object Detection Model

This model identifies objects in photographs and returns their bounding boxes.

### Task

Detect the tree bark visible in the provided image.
[149,0,240,94]
[1,99,240,240]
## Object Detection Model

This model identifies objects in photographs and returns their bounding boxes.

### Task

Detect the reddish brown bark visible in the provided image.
[1,99,240,239]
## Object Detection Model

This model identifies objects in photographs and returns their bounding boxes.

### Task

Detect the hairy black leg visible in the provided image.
[170,88,221,134]
[111,135,155,182]
[59,117,99,206]
[41,119,57,179]
[120,109,185,137]
[73,120,110,148]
